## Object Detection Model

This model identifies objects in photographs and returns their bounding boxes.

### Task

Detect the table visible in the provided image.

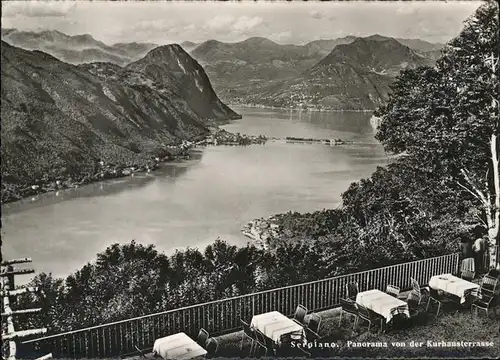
[356,289,410,323]
[250,311,305,344]
[429,273,480,304]
[153,332,207,360]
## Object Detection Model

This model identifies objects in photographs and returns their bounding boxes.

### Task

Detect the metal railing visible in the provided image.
[21,252,460,358]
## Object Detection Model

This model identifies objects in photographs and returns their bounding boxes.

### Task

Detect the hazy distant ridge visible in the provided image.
[1,28,158,65]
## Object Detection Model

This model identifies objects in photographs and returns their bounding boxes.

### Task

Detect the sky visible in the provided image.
[1,1,483,45]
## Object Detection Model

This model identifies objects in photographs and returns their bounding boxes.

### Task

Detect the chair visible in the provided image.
[277,333,311,357]
[255,329,275,356]
[339,298,359,327]
[406,291,420,316]
[240,319,256,355]
[385,305,409,332]
[346,282,359,300]
[252,329,267,356]
[410,277,428,304]
[460,258,476,280]
[487,269,500,278]
[385,284,401,298]
[134,345,156,359]
[134,345,146,359]
[471,291,495,317]
[460,288,476,308]
[356,304,383,332]
[305,313,321,341]
[276,333,294,357]
[293,304,308,325]
[426,288,455,316]
[480,275,499,295]
[197,328,209,347]
[205,337,219,358]
[461,270,475,282]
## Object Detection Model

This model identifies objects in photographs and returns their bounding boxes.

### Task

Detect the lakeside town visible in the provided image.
[1,127,269,204]
[2,124,359,204]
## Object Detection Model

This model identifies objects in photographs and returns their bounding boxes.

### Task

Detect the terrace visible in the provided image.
[17,252,500,359]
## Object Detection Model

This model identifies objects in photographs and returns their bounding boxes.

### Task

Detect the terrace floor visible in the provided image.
[125,289,500,359]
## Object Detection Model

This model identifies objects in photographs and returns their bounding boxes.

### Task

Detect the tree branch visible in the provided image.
[455,179,483,202]
[460,168,488,205]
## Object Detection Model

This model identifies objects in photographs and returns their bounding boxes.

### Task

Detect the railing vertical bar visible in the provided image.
[102,327,107,357]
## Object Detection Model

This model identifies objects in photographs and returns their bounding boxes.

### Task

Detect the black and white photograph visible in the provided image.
[1,0,499,359]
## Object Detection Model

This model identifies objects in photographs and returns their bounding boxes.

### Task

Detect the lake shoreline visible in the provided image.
[229,104,375,113]
[1,126,268,205]
[241,216,281,250]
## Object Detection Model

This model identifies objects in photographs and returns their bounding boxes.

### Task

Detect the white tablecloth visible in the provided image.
[250,311,305,344]
[153,332,207,360]
[356,289,410,323]
[429,273,480,304]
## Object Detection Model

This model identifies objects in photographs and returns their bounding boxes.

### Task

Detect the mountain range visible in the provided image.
[2,29,443,110]
[1,29,158,66]
[1,40,238,199]
[190,35,438,109]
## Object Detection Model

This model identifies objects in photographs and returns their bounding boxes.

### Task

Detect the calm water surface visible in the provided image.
[2,107,387,280]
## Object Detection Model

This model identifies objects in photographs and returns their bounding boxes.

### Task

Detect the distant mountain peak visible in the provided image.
[72,33,97,41]
[181,41,197,47]
[204,39,222,46]
[143,43,187,60]
[243,36,276,44]
[364,34,391,41]
[313,34,430,78]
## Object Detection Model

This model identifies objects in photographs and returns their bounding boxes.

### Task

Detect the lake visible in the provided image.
[1,107,387,281]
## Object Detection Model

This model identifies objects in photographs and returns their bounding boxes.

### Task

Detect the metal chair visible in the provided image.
[487,269,500,278]
[197,328,209,347]
[277,333,311,357]
[385,284,401,298]
[480,275,499,296]
[339,298,359,327]
[356,304,383,332]
[406,291,420,316]
[346,282,359,300]
[134,344,146,358]
[471,291,495,317]
[205,337,219,358]
[426,288,455,316]
[255,329,275,356]
[134,345,156,359]
[293,304,308,325]
[252,328,267,356]
[240,319,256,355]
[276,333,294,357]
[305,313,322,341]
[410,277,428,304]
[385,305,409,332]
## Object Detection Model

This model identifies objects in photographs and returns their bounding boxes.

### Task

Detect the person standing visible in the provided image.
[460,236,474,260]
[473,226,487,274]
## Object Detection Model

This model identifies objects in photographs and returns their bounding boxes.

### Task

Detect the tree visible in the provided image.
[375,1,499,269]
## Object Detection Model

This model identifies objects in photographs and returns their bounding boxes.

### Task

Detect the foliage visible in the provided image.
[272,209,343,240]
[374,1,499,252]
[18,240,264,333]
